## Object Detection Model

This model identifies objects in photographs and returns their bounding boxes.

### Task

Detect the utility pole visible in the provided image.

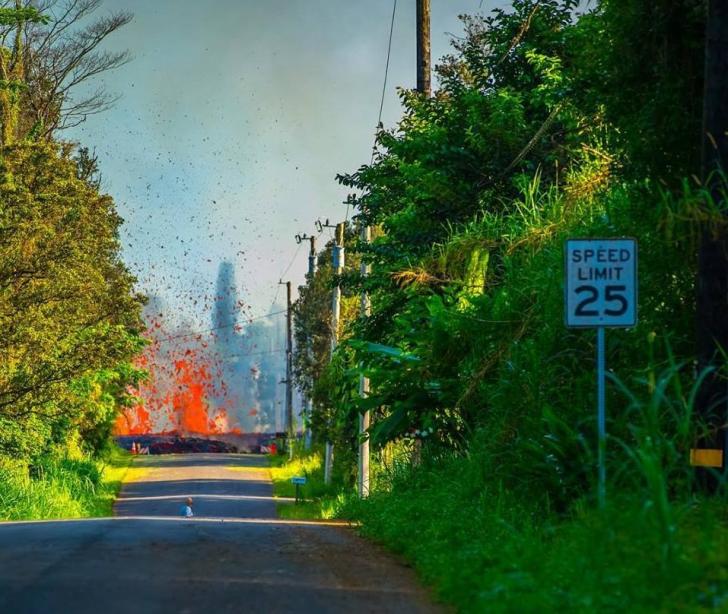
[417,0,431,97]
[354,1,432,494]
[296,232,318,450]
[358,221,371,498]
[279,280,294,455]
[408,0,432,469]
[324,222,345,485]
[696,1,728,482]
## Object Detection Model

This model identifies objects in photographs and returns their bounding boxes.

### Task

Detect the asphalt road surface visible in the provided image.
[0,454,440,614]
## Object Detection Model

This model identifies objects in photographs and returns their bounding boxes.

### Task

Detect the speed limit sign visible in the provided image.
[564,237,637,508]
[565,238,637,328]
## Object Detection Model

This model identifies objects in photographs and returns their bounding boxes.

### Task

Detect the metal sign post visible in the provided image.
[291,476,307,504]
[565,238,638,507]
[597,326,606,507]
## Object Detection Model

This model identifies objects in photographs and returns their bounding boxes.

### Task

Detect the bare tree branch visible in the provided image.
[1,0,132,139]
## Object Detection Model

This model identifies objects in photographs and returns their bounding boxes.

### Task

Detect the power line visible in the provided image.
[377,0,398,136]
[227,348,287,359]
[155,310,287,343]
[280,241,304,280]
[346,0,398,224]
[269,241,304,312]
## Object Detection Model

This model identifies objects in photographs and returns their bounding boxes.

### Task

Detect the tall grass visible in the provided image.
[338,364,728,612]
[610,360,712,566]
[266,367,728,611]
[0,446,131,521]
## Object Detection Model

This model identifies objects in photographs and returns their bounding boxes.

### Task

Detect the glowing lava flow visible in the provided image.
[114,317,242,437]
[116,401,152,435]
[171,358,221,434]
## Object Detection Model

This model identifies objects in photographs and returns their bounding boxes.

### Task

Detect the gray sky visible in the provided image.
[68,0,503,328]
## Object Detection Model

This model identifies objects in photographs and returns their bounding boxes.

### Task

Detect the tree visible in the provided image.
[0,1,47,144]
[593,0,705,178]
[315,1,701,491]
[0,140,145,457]
[0,0,132,142]
[292,247,334,404]
[0,1,141,462]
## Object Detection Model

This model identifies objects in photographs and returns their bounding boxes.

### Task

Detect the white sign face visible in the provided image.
[565,238,637,328]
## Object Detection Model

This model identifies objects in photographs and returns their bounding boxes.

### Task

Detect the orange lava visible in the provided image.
[171,358,217,434]
[116,401,152,435]
[114,315,242,437]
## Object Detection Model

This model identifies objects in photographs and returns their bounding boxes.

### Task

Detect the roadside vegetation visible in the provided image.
[277,385,728,610]
[0,3,145,520]
[346,453,728,611]
[268,447,344,520]
[0,445,137,520]
[291,1,728,611]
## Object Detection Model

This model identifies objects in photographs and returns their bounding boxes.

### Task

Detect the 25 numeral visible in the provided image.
[575,284,628,317]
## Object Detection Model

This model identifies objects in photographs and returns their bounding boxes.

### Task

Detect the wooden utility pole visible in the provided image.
[406,0,432,469]
[696,0,728,479]
[325,222,345,485]
[416,0,431,97]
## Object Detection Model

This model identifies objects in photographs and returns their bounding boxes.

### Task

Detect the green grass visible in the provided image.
[336,366,728,612]
[342,451,728,613]
[0,446,133,521]
[246,397,728,611]
[269,449,347,520]
[92,445,136,516]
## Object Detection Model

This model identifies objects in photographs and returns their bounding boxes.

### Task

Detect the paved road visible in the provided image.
[0,454,439,613]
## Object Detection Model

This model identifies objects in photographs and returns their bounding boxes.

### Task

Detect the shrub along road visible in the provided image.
[0,454,439,613]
